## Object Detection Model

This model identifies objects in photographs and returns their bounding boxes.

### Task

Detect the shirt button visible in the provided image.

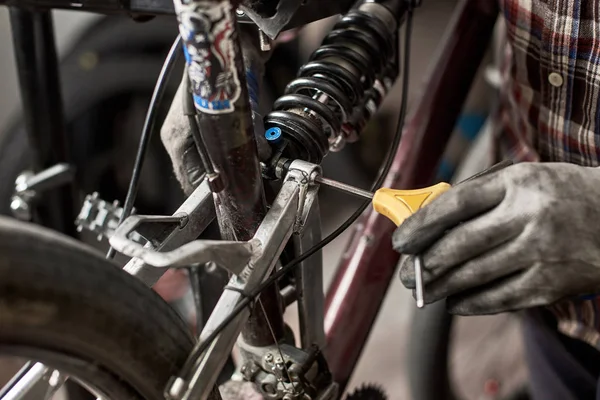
[548,72,564,87]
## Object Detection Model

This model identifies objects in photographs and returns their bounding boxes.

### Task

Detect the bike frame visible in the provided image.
[4,0,499,397]
[325,1,499,388]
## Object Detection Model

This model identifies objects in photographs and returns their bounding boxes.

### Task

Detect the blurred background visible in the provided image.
[0,1,528,399]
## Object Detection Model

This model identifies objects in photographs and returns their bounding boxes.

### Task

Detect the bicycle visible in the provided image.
[0,0,503,399]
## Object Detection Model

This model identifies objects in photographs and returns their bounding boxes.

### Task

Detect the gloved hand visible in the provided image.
[160,81,206,195]
[393,162,600,315]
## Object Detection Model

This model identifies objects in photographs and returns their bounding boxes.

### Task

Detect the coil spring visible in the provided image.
[264,3,398,164]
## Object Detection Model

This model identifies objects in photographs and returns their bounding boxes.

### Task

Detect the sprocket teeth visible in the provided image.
[345,384,387,400]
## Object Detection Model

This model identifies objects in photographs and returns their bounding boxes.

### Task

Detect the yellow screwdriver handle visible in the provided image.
[372,182,452,226]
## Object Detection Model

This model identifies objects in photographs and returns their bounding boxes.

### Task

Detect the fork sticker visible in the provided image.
[176,0,241,114]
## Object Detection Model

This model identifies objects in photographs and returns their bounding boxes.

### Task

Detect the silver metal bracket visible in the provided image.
[284,160,321,234]
[110,161,323,274]
[293,197,326,350]
[10,163,74,221]
[163,163,324,400]
[238,0,302,39]
[122,180,216,287]
[110,213,256,276]
[107,161,328,400]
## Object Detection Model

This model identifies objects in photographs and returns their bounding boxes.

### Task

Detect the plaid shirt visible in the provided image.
[497,0,600,348]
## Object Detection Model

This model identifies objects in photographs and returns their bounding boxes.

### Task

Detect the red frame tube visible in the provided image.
[323,0,500,390]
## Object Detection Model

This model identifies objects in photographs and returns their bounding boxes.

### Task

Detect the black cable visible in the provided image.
[182,68,217,176]
[177,9,414,378]
[106,35,182,259]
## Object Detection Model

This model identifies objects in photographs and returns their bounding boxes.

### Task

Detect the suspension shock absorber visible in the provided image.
[264,0,407,165]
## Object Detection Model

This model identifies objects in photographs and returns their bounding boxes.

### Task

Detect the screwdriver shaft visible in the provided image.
[314,161,514,311]
[414,255,425,308]
[316,174,426,308]
[314,176,374,200]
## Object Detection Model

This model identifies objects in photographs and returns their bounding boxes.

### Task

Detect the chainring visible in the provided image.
[345,385,387,400]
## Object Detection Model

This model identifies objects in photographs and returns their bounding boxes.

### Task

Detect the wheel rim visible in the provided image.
[0,348,139,400]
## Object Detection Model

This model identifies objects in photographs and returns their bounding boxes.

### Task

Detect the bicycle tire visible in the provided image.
[408,301,530,400]
[0,216,195,400]
[407,301,456,400]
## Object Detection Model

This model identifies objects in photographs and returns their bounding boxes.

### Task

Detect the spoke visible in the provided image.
[0,362,33,399]
[0,362,48,400]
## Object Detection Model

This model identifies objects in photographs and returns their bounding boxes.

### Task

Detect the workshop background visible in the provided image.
[0,1,527,399]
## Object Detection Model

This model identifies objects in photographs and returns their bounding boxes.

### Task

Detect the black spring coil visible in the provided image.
[264,6,396,164]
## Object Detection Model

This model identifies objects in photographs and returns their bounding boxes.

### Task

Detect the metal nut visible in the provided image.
[264,353,274,363]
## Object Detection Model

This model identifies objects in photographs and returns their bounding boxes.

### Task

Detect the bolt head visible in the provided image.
[240,363,258,381]
[14,171,33,192]
[275,356,283,364]
[168,377,186,399]
[263,383,276,395]
[264,353,274,363]
[10,196,31,221]
[205,262,218,273]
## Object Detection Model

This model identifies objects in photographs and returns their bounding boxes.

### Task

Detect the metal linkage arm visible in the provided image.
[108,160,325,400]
[173,178,301,400]
[169,161,322,400]
[111,215,255,276]
[109,161,321,400]
[118,181,215,287]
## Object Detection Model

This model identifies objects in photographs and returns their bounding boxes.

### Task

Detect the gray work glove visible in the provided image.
[160,81,206,195]
[393,162,600,315]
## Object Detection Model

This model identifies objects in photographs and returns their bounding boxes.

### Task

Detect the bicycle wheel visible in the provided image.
[0,216,195,400]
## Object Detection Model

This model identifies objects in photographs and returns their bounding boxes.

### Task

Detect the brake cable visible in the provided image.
[177,8,414,378]
[106,35,182,259]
